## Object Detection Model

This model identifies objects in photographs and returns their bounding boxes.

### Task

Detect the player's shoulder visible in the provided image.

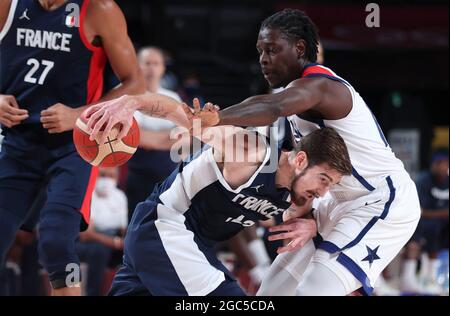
[88,0,118,11]
[86,0,122,19]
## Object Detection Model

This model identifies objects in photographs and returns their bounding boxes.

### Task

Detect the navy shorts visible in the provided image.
[109,200,245,296]
[0,138,97,230]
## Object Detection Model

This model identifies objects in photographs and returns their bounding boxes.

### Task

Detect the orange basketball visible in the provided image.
[73,111,140,167]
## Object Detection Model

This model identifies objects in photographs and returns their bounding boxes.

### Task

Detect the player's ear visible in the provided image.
[295,151,308,171]
[296,40,306,60]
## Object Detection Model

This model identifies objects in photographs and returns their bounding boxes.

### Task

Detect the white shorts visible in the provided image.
[279,173,421,295]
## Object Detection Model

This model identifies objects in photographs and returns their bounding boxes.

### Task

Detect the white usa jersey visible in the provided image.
[287,64,406,201]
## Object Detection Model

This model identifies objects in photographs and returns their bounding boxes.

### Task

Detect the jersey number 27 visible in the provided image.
[24,58,54,85]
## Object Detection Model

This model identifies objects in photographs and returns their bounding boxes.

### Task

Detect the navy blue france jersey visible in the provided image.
[142,145,291,244]
[0,0,106,144]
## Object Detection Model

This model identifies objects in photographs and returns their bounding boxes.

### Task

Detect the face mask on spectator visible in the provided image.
[95,177,117,197]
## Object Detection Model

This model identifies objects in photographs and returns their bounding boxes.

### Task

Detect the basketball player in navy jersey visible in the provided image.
[85,96,352,296]
[0,0,145,295]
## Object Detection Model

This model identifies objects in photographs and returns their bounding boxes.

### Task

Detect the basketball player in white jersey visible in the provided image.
[179,9,422,295]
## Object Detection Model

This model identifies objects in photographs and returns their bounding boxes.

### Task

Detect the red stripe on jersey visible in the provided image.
[78,0,106,226]
[86,50,107,103]
[80,166,99,226]
[79,0,107,103]
[302,65,335,78]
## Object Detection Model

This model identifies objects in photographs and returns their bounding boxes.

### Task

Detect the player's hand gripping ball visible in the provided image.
[73,110,140,167]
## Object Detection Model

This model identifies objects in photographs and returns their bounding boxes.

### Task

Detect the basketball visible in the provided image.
[73,111,140,167]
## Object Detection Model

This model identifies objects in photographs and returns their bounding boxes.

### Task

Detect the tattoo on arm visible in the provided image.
[142,101,167,118]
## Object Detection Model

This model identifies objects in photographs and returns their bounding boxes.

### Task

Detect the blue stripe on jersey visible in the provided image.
[351,167,376,192]
[370,112,389,147]
[304,73,350,86]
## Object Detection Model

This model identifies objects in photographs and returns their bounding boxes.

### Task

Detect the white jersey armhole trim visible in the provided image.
[208,136,271,193]
[0,0,18,43]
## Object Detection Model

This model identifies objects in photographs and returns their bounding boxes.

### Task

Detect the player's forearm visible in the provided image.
[218,95,281,127]
[133,93,190,128]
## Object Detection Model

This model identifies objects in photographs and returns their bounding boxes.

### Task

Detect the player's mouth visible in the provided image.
[261,68,272,77]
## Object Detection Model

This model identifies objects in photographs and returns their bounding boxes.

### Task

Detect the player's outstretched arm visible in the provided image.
[85,93,189,144]
[193,78,325,128]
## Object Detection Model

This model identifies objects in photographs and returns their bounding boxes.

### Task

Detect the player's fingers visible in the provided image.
[84,104,102,119]
[181,103,194,119]
[40,108,56,117]
[87,108,106,133]
[42,122,57,130]
[203,102,214,111]
[268,231,294,241]
[268,223,292,233]
[6,95,20,109]
[40,115,58,124]
[193,98,201,114]
[117,121,131,141]
[4,112,28,122]
[89,115,108,141]
[6,106,28,116]
[0,118,14,128]
[11,113,29,122]
[100,118,116,144]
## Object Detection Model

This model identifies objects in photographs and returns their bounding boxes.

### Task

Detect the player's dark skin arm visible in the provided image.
[84,0,145,102]
[0,1,10,28]
[217,77,352,127]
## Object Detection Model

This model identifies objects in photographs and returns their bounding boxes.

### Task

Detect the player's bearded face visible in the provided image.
[290,170,313,206]
[290,164,339,206]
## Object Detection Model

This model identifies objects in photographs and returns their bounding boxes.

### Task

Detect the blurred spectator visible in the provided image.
[401,148,449,294]
[77,167,127,296]
[160,50,179,92]
[127,47,185,219]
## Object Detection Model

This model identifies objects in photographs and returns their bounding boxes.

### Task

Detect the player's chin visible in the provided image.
[267,79,283,89]
[264,75,281,89]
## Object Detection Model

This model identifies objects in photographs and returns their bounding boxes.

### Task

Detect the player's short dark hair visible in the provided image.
[261,9,319,62]
[294,127,352,176]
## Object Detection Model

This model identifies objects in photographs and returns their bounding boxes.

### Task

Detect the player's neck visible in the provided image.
[38,0,67,11]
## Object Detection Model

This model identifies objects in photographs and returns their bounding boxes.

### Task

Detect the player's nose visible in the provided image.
[259,51,269,66]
